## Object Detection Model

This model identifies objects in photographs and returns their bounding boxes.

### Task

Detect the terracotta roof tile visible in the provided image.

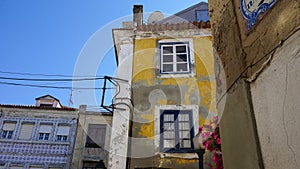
[136,21,211,31]
[0,104,77,111]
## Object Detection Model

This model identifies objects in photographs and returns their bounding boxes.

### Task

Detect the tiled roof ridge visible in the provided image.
[0,104,77,111]
[136,21,211,31]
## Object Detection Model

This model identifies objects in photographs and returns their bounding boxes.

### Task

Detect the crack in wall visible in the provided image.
[282,59,299,168]
[246,49,275,83]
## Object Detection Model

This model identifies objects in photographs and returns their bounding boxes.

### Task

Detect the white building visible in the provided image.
[0,95,77,169]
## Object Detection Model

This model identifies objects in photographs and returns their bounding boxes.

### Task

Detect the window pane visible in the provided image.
[164,122,174,130]
[164,140,175,148]
[176,54,187,62]
[164,114,174,121]
[176,45,187,53]
[162,64,173,72]
[179,122,190,130]
[179,130,190,139]
[180,139,191,148]
[177,63,188,72]
[178,114,189,122]
[162,46,173,54]
[7,131,13,139]
[164,131,175,139]
[163,55,173,62]
[196,10,209,22]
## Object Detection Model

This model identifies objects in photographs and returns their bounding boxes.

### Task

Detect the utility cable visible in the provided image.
[0,70,102,78]
[0,76,104,82]
[0,81,115,90]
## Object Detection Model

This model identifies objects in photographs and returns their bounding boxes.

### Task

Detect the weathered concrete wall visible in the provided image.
[72,108,112,169]
[219,80,262,169]
[108,41,134,169]
[209,0,300,168]
[250,30,300,169]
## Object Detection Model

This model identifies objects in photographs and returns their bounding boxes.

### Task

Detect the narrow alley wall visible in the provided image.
[209,0,300,168]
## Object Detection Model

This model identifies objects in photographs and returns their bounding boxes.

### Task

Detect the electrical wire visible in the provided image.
[0,81,116,90]
[0,76,105,82]
[0,70,102,78]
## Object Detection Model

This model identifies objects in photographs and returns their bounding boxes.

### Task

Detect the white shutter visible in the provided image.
[57,126,70,135]
[3,122,16,130]
[39,124,52,133]
[19,123,34,140]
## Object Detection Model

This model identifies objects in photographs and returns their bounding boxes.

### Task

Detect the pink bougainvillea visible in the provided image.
[200,116,223,169]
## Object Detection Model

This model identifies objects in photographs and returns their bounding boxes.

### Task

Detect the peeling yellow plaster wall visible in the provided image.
[132,36,217,156]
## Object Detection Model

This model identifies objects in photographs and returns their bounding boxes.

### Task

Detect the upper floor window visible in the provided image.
[157,38,195,78]
[38,124,52,141]
[160,42,190,74]
[56,125,70,142]
[196,10,209,22]
[85,124,106,148]
[18,122,35,140]
[160,110,194,153]
[1,121,16,139]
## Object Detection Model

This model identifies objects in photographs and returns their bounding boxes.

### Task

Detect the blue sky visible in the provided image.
[0,0,207,109]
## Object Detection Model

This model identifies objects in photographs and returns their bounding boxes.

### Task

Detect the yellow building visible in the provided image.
[110,2,216,169]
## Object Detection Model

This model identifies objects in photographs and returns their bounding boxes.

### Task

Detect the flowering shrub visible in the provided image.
[200,116,223,169]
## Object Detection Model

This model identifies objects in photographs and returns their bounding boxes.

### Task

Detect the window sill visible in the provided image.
[159,152,198,159]
[157,72,196,79]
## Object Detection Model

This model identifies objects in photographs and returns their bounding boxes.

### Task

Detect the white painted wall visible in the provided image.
[108,43,133,169]
[250,30,300,169]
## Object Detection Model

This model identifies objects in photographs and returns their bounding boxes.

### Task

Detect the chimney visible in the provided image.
[133,5,143,26]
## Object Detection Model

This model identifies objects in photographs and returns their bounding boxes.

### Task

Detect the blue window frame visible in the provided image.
[160,110,194,153]
[160,42,191,74]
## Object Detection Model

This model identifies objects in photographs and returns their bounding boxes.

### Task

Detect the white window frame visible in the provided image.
[1,130,14,139]
[38,124,53,141]
[154,105,199,154]
[56,125,70,142]
[1,121,16,139]
[38,133,50,141]
[56,135,68,142]
[157,38,195,78]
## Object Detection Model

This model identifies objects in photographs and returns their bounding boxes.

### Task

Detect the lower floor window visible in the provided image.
[38,133,50,140]
[1,130,13,139]
[160,110,194,152]
[56,135,68,142]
